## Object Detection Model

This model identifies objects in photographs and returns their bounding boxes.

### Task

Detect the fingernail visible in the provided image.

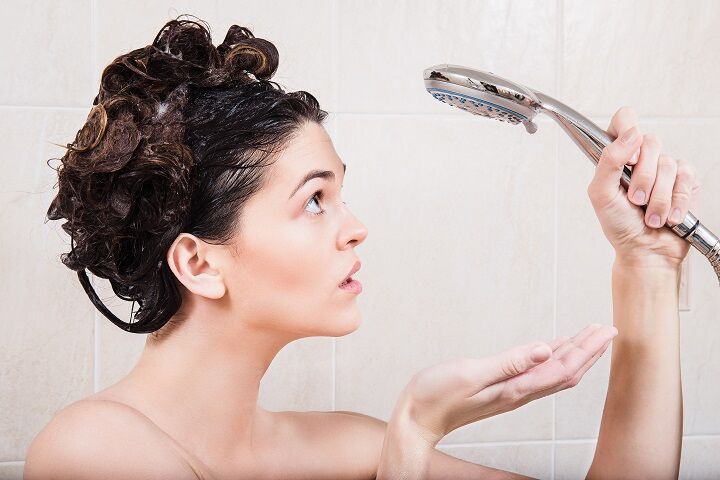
[630,150,639,163]
[670,208,682,224]
[611,327,619,336]
[621,127,638,145]
[648,214,661,228]
[632,189,646,204]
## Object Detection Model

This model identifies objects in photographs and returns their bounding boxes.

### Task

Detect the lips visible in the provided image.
[339,260,361,286]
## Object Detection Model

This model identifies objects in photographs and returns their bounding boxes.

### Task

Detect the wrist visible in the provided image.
[377,391,437,480]
[389,389,444,448]
[613,252,683,274]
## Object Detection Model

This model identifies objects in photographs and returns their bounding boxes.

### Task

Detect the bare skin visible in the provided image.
[24,107,697,479]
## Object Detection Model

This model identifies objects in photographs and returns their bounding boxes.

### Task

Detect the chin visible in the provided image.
[320,309,363,338]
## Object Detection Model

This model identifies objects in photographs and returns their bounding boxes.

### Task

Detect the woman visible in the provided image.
[25,17,695,479]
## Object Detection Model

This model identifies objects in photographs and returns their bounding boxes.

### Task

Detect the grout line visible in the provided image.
[91,0,99,89]
[328,112,720,122]
[331,111,338,411]
[439,434,720,449]
[332,337,336,411]
[331,0,339,116]
[0,105,89,111]
[330,0,338,413]
[91,0,100,394]
[552,0,563,477]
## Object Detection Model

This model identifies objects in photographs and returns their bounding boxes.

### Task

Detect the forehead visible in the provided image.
[270,122,345,182]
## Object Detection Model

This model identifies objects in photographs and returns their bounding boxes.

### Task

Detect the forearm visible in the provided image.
[377,393,534,480]
[588,259,682,479]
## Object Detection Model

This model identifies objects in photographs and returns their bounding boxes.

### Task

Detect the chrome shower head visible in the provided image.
[423,63,720,285]
[424,65,541,134]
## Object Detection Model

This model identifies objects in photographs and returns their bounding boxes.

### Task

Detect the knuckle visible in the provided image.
[559,370,574,386]
[630,171,655,188]
[618,105,636,119]
[567,375,581,388]
[649,196,672,211]
[600,144,616,161]
[502,384,523,404]
[657,154,676,170]
[586,182,598,201]
[672,189,691,204]
[642,132,661,148]
[676,162,695,181]
[501,357,522,378]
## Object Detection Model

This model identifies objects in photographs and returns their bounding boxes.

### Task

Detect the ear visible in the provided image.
[166,233,226,299]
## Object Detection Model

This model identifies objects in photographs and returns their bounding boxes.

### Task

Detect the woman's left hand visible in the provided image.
[586,106,702,268]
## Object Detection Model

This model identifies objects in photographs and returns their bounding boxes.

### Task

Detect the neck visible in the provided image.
[116,303,301,466]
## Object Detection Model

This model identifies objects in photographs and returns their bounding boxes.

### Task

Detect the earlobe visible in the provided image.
[166,234,227,300]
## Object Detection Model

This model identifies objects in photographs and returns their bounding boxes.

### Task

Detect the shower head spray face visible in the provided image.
[423,64,542,133]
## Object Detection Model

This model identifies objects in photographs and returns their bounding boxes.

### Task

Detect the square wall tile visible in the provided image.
[562,0,720,117]
[680,437,720,479]
[0,109,95,461]
[95,0,334,112]
[0,1,92,106]
[336,0,558,114]
[554,441,595,480]
[0,462,24,480]
[334,114,557,442]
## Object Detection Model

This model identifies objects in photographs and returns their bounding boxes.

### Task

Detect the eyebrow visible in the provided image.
[289,162,346,199]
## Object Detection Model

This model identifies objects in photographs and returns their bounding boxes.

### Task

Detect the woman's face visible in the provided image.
[222,121,368,338]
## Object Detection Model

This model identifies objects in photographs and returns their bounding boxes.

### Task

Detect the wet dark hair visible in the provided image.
[45,16,328,335]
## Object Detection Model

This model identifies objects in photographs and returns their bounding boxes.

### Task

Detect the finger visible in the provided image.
[627,133,662,206]
[552,324,603,359]
[496,329,618,404]
[567,337,613,388]
[473,341,553,385]
[606,106,638,139]
[549,335,571,351]
[608,107,642,166]
[556,325,618,374]
[668,158,696,227]
[645,154,677,228]
[588,126,643,207]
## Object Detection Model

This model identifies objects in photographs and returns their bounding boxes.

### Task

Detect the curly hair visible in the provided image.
[45,16,328,335]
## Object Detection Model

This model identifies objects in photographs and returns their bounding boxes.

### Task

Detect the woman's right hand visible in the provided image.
[394,323,618,446]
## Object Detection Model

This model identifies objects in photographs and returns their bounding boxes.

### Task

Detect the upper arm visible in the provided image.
[24,400,198,480]
[330,410,535,480]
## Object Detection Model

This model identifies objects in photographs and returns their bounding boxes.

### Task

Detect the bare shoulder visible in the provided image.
[24,398,199,480]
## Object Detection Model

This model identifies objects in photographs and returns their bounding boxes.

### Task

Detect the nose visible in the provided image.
[338,204,368,250]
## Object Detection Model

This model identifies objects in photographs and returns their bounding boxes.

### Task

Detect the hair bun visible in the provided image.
[217,25,279,80]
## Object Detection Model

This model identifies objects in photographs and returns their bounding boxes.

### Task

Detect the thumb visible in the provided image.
[590,126,642,205]
[480,341,552,385]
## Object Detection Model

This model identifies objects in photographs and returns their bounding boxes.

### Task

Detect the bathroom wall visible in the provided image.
[2,1,720,478]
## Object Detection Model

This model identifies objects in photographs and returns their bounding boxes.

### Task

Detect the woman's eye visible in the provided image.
[305,191,325,216]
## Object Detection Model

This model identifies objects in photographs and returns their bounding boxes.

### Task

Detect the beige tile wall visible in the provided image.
[2,0,718,478]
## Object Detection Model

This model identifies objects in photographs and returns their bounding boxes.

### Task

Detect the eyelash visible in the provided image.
[305,190,326,216]
[305,189,347,216]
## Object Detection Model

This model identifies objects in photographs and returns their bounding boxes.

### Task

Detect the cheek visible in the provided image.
[234,222,331,317]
